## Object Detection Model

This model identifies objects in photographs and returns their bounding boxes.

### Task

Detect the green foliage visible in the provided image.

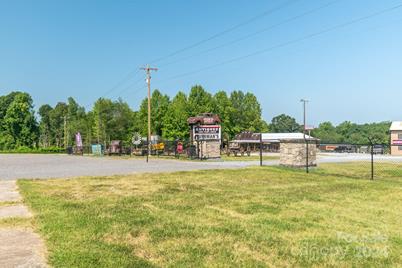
[0,146,65,154]
[0,92,39,150]
[2,86,391,150]
[138,90,170,137]
[270,114,301,133]
[92,98,136,146]
[162,91,189,140]
[311,122,341,143]
[188,85,213,116]
[312,121,391,144]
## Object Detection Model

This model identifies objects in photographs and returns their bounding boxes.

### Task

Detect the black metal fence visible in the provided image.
[66,139,204,159]
[311,143,402,180]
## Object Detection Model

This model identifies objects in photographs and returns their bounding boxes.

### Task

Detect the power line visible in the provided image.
[91,0,298,109]
[160,0,340,68]
[148,0,300,64]
[111,76,144,99]
[157,2,402,84]
[83,69,140,110]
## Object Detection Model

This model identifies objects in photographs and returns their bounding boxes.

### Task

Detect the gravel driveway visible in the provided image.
[1,153,400,180]
[0,154,267,180]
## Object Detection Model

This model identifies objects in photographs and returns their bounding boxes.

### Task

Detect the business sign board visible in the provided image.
[392,140,402,145]
[193,125,221,141]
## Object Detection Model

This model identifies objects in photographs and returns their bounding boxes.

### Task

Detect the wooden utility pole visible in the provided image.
[140,65,158,162]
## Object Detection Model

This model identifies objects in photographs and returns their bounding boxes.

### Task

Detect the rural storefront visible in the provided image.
[390,121,402,156]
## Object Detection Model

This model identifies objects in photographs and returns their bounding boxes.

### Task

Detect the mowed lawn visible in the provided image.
[19,164,402,267]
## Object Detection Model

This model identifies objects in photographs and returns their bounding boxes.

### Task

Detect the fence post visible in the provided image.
[371,144,374,180]
[306,139,309,174]
[260,133,263,167]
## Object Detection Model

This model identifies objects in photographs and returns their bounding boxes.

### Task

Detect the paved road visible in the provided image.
[0,154,266,180]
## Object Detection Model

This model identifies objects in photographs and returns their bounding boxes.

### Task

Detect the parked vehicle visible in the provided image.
[334,145,355,153]
[226,142,250,156]
[372,145,384,154]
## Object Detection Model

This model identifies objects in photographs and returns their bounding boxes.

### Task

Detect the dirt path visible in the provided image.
[0,180,48,268]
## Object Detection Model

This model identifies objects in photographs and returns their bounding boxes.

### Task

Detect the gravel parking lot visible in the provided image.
[0,154,264,180]
[0,153,401,180]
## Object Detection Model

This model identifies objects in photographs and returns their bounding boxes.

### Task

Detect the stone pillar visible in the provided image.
[279,140,317,167]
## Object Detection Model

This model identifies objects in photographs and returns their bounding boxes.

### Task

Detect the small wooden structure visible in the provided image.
[188,113,221,159]
[106,140,122,155]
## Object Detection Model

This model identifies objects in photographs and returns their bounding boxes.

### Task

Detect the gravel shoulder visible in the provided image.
[0,154,265,180]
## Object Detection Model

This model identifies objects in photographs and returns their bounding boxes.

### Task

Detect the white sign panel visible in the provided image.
[193,125,221,141]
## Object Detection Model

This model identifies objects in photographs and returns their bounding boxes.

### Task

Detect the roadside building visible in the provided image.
[390,121,402,156]
[229,132,318,152]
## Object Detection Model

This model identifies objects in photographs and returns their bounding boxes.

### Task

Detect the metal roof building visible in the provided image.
[231,132,317,143]
[390,121,402,131]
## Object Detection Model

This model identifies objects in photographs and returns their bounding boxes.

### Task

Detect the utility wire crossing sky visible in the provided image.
[0,0,401,125]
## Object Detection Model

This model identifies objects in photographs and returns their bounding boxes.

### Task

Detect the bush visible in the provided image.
[0,146,66,154]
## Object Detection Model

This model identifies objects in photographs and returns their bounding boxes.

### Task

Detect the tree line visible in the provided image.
[268,114,391,144]
[0,87,391,151]
[0,86,267,150]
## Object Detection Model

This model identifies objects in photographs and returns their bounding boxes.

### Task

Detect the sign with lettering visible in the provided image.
[392,140,402,145]
[193,125,221,141]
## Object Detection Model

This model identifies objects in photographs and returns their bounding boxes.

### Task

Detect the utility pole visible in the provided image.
[140,65,158,162]
[300,99,309,173]
[64,115,69,149]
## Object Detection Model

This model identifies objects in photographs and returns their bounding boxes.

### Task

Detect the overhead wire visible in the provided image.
[159,0,340,68]
[156,2,402,84]
[85,0,299,108]
[148,0,300,64]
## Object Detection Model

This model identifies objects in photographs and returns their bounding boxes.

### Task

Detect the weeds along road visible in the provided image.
[1,153,401,180]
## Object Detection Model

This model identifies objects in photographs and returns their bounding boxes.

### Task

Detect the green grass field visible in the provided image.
[18,164,402,267]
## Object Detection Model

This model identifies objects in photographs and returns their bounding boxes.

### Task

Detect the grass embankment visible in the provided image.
[19,164,402,267]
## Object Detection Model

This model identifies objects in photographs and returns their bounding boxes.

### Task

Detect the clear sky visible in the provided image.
[1,0,401,126]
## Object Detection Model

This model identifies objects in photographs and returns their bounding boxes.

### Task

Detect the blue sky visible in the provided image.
[1,0,401,126]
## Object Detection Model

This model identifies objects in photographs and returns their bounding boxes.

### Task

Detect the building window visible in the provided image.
[399,133,402,140]
[399,146,402,151]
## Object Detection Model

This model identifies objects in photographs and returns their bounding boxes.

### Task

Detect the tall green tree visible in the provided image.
[269,114,301,133]
[187,85,213,116]
[242,92,266,132]
[92,98,137,145]
[162,91,189,140]
[50,102,68,147]
[66,97,88,147]
[138,89,170,136]
[92,98,114,144]
[38,104,54,147]
[1,92,39,149]
[311,122,341,143]
[212,91,235,138]
[229,90,267,135]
